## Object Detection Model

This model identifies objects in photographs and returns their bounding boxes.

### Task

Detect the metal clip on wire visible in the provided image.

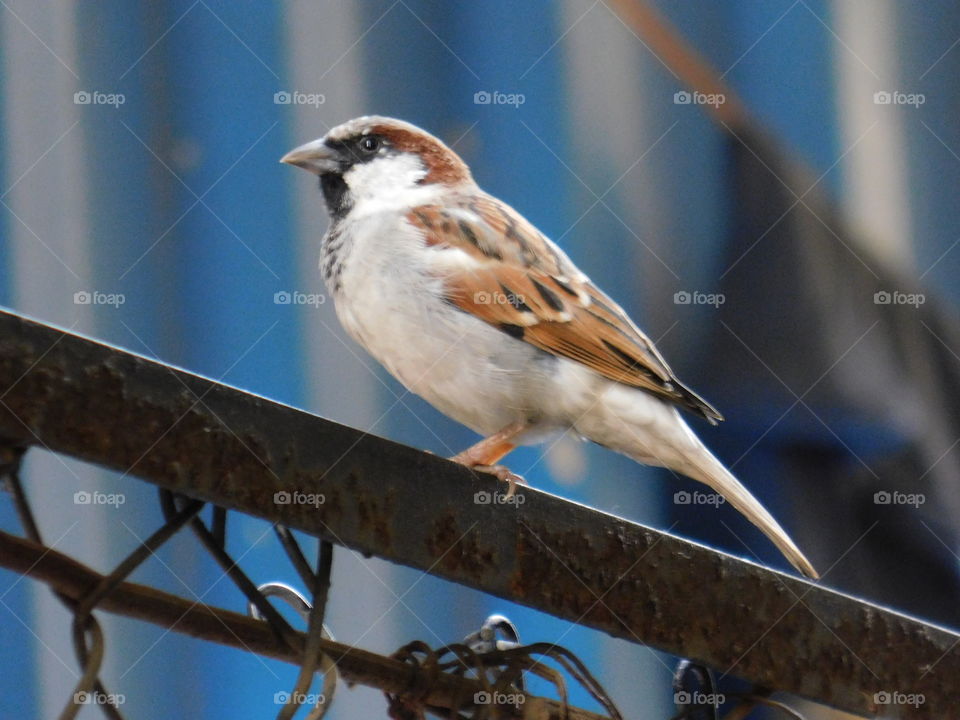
[672,660,720,720]
[463,614,522,653]
[463,613,524,696]
[249,582,338,720]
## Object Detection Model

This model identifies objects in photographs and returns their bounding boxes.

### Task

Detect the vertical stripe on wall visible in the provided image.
[155,2,306,717]
[833,0,915,272]
[2,3,105,718]
[894,0,960,303]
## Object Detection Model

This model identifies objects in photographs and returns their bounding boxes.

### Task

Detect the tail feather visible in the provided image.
[575,380,818,577]
[684,450,819,579]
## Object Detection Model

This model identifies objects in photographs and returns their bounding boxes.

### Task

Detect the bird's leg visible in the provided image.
[451,424,523,466]
[451,421,528,498]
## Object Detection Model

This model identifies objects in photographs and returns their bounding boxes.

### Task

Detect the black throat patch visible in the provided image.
[320,173,351,220]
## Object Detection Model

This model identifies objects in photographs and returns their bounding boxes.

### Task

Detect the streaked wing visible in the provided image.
[408,193,723,423]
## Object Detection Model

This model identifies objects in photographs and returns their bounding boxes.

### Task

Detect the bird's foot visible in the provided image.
[470,464,527,499]
[450,424,529,499]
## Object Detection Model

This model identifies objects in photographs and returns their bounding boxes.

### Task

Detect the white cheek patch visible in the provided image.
[344,153,429,207]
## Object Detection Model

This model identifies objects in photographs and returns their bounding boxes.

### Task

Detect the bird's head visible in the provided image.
[281,116,473,219]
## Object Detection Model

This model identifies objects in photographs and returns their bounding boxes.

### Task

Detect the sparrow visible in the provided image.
[281,116,818,579]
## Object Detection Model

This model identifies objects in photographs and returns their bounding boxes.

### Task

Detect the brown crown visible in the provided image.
[370,122,473,186]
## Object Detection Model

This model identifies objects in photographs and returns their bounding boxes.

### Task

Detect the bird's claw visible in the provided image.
[473,464,526,499]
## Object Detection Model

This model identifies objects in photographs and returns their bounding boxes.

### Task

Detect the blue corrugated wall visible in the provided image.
[2,1,959,717]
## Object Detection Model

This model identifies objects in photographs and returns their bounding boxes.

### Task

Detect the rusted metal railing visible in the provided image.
[0,308,955,718]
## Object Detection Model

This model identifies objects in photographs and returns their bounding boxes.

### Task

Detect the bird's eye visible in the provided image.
[359,136,382,154]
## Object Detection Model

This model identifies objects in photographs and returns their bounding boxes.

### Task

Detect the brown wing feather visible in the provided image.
[408,195,723,423]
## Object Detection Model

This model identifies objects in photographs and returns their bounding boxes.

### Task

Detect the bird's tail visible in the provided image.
[680,448,819,579]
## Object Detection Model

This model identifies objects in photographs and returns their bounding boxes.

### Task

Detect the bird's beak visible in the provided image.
[280,138,341,175]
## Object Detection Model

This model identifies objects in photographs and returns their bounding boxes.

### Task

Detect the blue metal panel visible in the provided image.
[4,1,956,716]
[67,23,187,716]
[896,0,960,306]
[64,2,307,717]
[0,18,9,308]
[160,3,300,397]
[73,1,168,351]
[162,3,307,716]
[722,0,842,194]
[0,31,33,675]
[0,3,306,719]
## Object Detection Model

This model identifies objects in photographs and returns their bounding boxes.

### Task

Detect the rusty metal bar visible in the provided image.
[0,308,955,718]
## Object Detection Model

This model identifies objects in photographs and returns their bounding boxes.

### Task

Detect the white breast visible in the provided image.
[324,207,555,436]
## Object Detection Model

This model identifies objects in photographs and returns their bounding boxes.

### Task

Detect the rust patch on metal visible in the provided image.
[356,479,393,551]
[426,514,495,579]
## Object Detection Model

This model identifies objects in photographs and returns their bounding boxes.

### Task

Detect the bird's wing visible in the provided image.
[408,193,723,423]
